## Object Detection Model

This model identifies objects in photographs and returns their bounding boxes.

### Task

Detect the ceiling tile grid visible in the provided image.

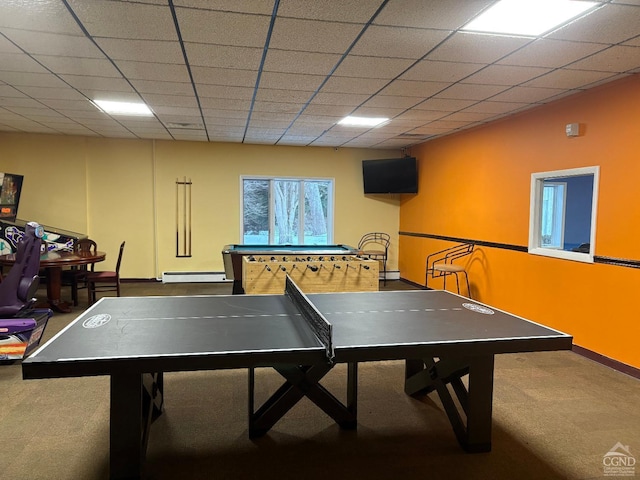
[0,0,637,149]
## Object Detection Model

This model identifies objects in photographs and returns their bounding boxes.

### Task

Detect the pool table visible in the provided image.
[222,244,359,294]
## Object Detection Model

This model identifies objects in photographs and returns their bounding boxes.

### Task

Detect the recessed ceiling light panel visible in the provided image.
[338,116,389,127]
[462,0,599,37]
[93,99,153,116]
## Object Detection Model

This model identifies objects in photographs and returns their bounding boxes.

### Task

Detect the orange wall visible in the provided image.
[400,74,640,369]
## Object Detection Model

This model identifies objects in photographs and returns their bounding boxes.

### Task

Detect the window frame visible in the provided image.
[528,166,599,263]
[240,175,335,245]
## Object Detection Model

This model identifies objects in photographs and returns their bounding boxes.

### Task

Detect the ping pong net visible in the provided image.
[284,275,334,363]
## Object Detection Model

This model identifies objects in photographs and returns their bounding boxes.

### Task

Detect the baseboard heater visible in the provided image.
[162,271,231,283]
[383,270,400,281]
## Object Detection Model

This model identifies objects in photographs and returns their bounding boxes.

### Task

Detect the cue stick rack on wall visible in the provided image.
[175,176,192,258]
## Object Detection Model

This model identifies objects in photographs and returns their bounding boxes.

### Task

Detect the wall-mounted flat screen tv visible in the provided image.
[362,157,418,194]
[0,173,24,221]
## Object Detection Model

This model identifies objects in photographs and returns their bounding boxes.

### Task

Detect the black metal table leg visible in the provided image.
[249,362,358,438]
[110,372,164,480]
[404,355,495,453]
[110,373,144,480]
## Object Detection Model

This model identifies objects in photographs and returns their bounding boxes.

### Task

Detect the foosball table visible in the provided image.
[242,254,379,294]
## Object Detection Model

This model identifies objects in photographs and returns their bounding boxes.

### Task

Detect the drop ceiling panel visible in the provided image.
[255,88,314,103]
[566,45,640,72]
[175,9,271,47]
[191,67,258,87]
[380,80,449,97]
[185,44,263,69]
[322,76,389,95]
[426,32,531,64]
[33,55,121,78]
[132,80,194,96]
[250,101,302,113]
[197,84,255,100]
[0,53,48,74]
[489,86,569,104]
[0,1,82,34]
[0,71,68,88]
[65,1,175,41]
[549,4,640,44]
[259,72,324,92]
[374,0,494,30]
[263,50,342,75]
[95,39,184,63]
[498,39,609,69]
[141,94,199,108]
[333,56,416,79]
[302,104,355,116]
[461,101,529,114]
[277,0,382,22]
[59,75,134,93]
[400,59,485,83]
[269,18,364,54]
[462,65,553,86]
[114,61,191,83]
[523,69,616,89]
[362,95,423,109]
[174,1,275,15]
[435,83,509,101]
[350,25,451,59]
[199,97,252,110]
[2,30,101,58]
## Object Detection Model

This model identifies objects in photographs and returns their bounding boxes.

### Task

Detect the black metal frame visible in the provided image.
[426,242,474,297]
[358,232,391,286]
[248,363,358,438]
[405,356,494,452]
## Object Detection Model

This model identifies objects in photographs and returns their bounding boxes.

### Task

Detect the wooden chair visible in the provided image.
[358,232,391,285]
[62,238,98,306]
[87,241,125,305]
[426,242,474,297]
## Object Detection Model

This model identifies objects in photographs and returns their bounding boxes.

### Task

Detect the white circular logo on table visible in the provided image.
[462,303,494,315]
[82,314,111,328]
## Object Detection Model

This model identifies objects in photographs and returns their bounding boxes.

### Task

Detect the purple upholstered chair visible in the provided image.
[0,221,44,317]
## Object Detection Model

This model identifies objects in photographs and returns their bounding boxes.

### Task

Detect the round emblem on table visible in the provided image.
[462,303,494,315]
[82,314,111,328]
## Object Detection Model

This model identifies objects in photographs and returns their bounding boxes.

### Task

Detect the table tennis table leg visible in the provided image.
[248,363,358,438]
[109,372,164,480]
[110,373,144,480]
[404,355,494,453]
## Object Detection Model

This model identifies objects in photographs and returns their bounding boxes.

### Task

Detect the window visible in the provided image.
[241,176,334,245]
[528,166,599,262]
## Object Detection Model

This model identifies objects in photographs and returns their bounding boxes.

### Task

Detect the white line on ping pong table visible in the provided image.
[104,307,466,322]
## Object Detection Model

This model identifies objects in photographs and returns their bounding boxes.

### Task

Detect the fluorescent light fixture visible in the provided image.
[93,99,153,116]
[462,0,599,36]
[338,116,389,127]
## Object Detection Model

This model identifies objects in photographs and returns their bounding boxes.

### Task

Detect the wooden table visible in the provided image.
[0,250,106,313]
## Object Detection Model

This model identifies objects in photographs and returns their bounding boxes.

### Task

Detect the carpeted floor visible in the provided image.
[1,280,639,480]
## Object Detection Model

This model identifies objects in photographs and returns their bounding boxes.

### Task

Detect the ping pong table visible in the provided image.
[22,277,572,480]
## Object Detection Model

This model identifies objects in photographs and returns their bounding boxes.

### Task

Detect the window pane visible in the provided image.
[541,183,565,248]
[243,179,269,244]
[273,180,299,244]
[304,181,328,244]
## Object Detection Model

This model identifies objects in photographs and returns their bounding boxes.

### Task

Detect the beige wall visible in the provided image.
[1,132,401,278]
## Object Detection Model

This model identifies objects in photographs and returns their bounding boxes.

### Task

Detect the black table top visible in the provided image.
[22,290,572,378]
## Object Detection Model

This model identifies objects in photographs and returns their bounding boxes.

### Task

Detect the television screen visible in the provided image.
[362,157,418,194]
[0,173,24,221]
